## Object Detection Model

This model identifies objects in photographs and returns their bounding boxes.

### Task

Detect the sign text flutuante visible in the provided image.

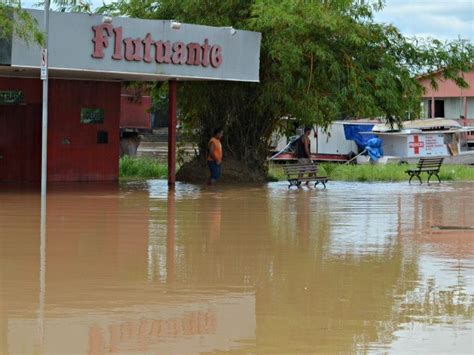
[91,24,223,68]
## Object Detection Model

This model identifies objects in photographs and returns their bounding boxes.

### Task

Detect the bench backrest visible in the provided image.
[416,157,444,170]
[282,163,318,176]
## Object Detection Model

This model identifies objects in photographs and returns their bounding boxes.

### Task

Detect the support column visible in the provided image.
[167,80,177,186]
[463,96,468,120]
[431,95,435,118]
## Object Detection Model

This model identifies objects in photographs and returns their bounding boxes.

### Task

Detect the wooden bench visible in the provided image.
[282,162,329,189]
[405,157,444,184]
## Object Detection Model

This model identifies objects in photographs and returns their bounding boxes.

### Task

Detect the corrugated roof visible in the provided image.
[373,118,462,132]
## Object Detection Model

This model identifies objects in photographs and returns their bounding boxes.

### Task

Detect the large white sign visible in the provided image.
[11,10,261,83]
[406,134,448,157]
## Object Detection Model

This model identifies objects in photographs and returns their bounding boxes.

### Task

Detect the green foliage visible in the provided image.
[37,0,93,12]
[59,0,91,12]
[0,0,91,45]
[319,163,412,182]
[268,163,474,182]
[439,165,474,181]
[0,1,44,45]
[249,0,472,126]
[119,156,167,179]
[120,157,474,182]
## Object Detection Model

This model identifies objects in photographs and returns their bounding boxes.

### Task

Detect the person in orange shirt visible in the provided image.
[207,128,223,184]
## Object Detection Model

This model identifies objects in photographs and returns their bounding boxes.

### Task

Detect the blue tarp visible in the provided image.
[343,124,376,150]
[343,124,384,161]
[365,137,384,161]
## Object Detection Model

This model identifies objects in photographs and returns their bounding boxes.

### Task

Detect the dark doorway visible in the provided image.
[0,105,41,182]
[428,99,445,118]
[434,100,445,118]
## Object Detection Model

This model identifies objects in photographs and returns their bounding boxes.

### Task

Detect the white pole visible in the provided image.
[269,140,293,160]
[345,149,367,165]
[38,4,50,350]
[41,1,50,197]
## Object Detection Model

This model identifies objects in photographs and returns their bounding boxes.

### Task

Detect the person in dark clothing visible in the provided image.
[296,127,312,163]
[296,127,314,184]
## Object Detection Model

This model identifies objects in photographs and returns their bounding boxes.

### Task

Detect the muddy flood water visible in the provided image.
[1,181,473,354]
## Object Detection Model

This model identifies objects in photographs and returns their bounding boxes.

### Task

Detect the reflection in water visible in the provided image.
[0,181,473,354]
[166,189,176,283]
[37,195,46,354]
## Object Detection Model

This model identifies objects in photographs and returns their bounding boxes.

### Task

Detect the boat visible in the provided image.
[357,118,474,165]
[269,120,378,163]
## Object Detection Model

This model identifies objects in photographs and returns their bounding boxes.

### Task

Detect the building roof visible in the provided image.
[372,118,462,132]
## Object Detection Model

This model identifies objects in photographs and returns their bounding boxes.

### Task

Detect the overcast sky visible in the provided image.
[373,0,473,41]
[21,0,473,41]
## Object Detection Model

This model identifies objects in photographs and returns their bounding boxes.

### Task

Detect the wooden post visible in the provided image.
[167,80,177,186]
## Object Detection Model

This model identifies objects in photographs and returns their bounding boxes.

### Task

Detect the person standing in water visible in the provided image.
[296,127,312,163]
[208,128,223,184]
[296,127,314,183]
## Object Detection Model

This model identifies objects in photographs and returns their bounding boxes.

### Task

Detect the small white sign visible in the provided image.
[407,134,448,157]
[40,48,48,80]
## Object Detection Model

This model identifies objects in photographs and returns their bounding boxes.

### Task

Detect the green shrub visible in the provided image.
[120,156,167,179]
[268,162,474,182]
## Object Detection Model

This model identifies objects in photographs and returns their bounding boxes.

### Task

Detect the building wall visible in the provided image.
[0,104,41,181]
[120,94,151,130]
[0,77,121,182]
[0,78,42,182]
[468,98,474,118]
[419,69,473,121]
[48,79,121,181]
[316,124,358,155]
[0,77,42,104]
[422,97,474,119]
[422,100,429,118]
[380,135,408,157]
[419,70,474,98]
[444,98,465,118]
